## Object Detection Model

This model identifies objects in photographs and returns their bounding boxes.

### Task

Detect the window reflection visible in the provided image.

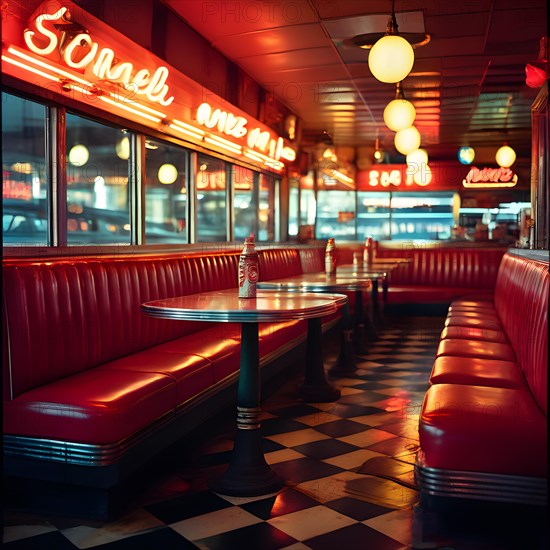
[144,138,188,243]
[196,154,227,242]
[66,113,131,245]
[2,92,48,245]
[233,165,257,240]
[259,173,275,241]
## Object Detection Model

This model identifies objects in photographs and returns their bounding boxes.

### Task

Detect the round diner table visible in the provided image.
[142,288,346,497]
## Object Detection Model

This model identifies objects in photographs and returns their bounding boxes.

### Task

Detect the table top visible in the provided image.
[142,288,347,323]
[335,265,389,277]
[257,272,372,292]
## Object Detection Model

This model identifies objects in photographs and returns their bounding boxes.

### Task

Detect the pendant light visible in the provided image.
[495,95,516,168]
[383,82,416,131]
[395,126,421,155]
[68,144,89,166]
[406,148,428,171]
[368,0,415,83]
[495,145,516,168]
[458,146,475,165]
[158,163,178,184]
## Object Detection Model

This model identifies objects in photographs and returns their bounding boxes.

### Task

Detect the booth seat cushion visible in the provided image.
[419,383,547,477]
[440,326,509,343]
[430,356,526,389]
[447,304,497,313]
[3,369,177,444]
[385,286,486,305]
[436,338,516,362]
[450,293,495,305]
[446,309,499,320]
[444,315,503,330]
[154,325,241,383]
[98,350,213,406]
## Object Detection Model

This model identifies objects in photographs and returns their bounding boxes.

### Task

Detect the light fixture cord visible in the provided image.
[388,0,399,34]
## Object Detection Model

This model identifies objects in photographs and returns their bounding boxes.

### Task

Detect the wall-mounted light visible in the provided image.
[158,163,178,184]
[495,145,516,168]
[394,126,421,155]
[68,144,89,166]
[373,135,385,163]
[383,82,416,131]
[457,146,475,165]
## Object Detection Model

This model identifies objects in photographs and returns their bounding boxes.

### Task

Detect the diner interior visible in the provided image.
[2,0,548,549]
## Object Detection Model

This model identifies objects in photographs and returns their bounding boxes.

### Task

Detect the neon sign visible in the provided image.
[2,1,296,171]
[196,103,296,162]
[23,7,174,106]
[462,167,518,188]
[367,167,431,187]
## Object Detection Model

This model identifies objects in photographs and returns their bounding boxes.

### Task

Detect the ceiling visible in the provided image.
[164,0,547,162]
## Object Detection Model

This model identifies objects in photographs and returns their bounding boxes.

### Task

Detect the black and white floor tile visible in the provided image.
[3,317,547,549]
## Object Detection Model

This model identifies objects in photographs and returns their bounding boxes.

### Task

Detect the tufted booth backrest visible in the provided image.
[298,246,325,273]
[257,247,304,281]
[379,246,506,288]
[2,252,240,399]
[494,253,548,414]
[3,247,319,401]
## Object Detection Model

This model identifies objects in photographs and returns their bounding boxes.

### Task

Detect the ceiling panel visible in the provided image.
[164,0,546,160]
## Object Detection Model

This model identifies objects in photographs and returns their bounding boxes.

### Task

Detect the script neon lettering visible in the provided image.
[247,127,271,151]
[23,7,174,106]
[24,7,68,56]
[465,167,514,183]
[63,33,98,69]
[196,103,247,138]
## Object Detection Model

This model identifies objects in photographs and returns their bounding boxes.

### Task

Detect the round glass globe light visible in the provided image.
[68,144,89,166]
[158,163,178,184]
[116,137,130,160]
[406,148,428,173]
[394,126,421,155]
[495,145,516,168]
[384,99,416,131]
[368,35,415,83]
[413,164,432,186]
[457,146,475,165]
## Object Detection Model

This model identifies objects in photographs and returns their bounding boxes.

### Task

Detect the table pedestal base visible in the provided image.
[209,427,283,497]
[210,322,283,497]
[330,303,357,375]
[299,318,341,402]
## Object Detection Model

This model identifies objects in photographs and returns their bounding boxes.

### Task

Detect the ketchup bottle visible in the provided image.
[325,238,337,275]
[238,234,259,298]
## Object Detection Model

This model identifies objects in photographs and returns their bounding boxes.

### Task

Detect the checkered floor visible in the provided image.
[3,317,547,549]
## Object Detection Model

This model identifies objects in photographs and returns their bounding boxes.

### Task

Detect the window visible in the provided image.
[2,92,48,245]
[196,154,227,242]
[356,192,391,240]
[233,165,257,241]
[390,192,454,240]
[259,173,276,241]
[316,190,356,239]
[144,138,188,243]
[66,113,131,245]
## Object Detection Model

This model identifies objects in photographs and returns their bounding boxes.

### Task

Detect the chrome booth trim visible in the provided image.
[415,450,547,506]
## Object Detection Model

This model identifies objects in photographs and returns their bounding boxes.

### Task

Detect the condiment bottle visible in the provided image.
[363,236,374,264]
[325,237,337,275]
[238,234,259,298]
